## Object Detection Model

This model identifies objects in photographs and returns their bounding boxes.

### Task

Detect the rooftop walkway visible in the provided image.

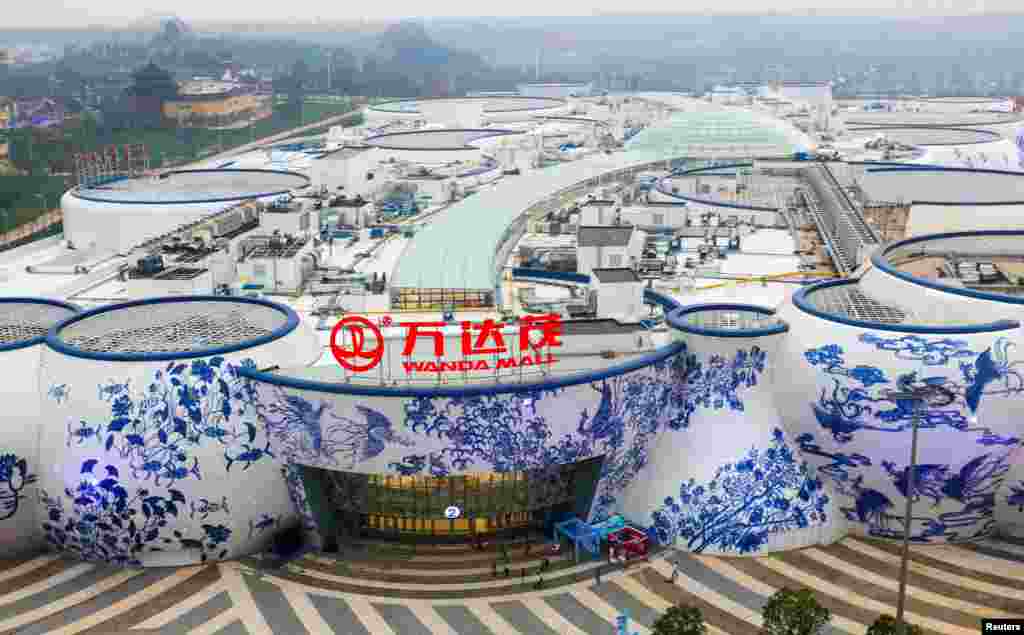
[0,534,1021,633]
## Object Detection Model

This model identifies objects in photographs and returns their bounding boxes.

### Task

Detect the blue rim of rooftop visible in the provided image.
[792,278,1021,333]
[848,162,1024,205]
[871,229,1024,307]
[0,297,80,353]
[239,341,685,397]
[70,169,311,205]
[369,96,568,115]
[656,163,779,212]
[365,128,524,151]
[45,295,301,362]
[845,126,1003,146]
[667,303,789,338]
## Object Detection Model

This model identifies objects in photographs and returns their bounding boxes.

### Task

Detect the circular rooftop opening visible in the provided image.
[71,169,310,205]
[668,304,788,337]
[47,297,299,361]
[0,299,78,352]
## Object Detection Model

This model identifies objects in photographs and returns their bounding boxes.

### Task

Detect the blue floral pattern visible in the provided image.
[40,460,231,565]
[63,357,265,485]
[650,428,829,554]
[0,453,36,521]
[679,347,766,428]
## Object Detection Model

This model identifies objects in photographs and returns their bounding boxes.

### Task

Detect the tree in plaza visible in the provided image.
[651,605,707,635]
[760,588,831,635]
[866,615,923,635]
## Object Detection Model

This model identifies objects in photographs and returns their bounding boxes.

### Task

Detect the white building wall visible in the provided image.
[62,193,236,254]
[774,298,1024,544]
[594,280,645,322]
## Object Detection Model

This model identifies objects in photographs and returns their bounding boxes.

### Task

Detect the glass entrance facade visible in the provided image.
[318,456,603,538]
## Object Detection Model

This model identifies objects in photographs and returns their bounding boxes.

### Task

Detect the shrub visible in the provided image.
[866,615,924,635]
[760,588,831,635]
[652,604,707,635]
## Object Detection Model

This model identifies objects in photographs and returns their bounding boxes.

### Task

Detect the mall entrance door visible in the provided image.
[312,456,603,543]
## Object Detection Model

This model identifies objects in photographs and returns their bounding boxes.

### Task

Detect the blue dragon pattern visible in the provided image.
[800,333,1024,542]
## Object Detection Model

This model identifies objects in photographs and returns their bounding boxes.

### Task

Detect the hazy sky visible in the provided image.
[1,0,1004,29]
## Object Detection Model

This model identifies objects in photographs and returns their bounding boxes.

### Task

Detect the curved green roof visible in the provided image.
[625,109,812,159]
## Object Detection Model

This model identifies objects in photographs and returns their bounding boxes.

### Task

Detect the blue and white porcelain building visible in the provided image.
[1,92,1023,567]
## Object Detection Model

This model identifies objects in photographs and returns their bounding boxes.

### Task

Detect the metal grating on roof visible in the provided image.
[680,309,782,332]
[577,226,634,247]
[55,302,287,354]
[805,284,912,324]
[0,303,77,345]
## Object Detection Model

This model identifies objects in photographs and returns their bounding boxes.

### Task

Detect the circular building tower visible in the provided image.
[776,277,1024,543]
[38,296,320,566]
[0,298,79,556]
[629,304,842,556]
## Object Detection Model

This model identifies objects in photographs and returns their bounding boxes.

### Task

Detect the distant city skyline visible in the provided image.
[1,1,1021,30]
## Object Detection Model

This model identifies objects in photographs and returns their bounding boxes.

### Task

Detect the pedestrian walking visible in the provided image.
[595,565,601,585]
[504,566,510,578]
[534,575,544,590]
[542,557,549,572]
[669,559,680,584]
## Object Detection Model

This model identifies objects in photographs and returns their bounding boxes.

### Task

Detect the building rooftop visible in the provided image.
[390,152,646,291]
[845,126,1002,146]
[591,268,641,283]
[842,111,1023,127]
[365,129,522,150]
[71,169,309,204]
[858,165,1024,205]
[578,226,635,248]
[875,231,1024,303]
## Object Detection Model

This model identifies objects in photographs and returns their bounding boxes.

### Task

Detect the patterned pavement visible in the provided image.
[1,535,1022,634]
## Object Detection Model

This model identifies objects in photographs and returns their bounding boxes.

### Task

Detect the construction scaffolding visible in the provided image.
[73,143,150,188]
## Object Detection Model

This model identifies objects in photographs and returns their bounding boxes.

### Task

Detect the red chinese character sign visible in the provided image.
[330,314,562,374]
[330,316,384,372]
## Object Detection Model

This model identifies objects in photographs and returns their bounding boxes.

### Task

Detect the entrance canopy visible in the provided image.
[554,518,601,562]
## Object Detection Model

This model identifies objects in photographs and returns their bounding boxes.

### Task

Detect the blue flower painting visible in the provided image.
[40,460,232,565]
[650,428,829,554]
[0,453,36,521]
[679,347,766,428]
[67,357,266,485]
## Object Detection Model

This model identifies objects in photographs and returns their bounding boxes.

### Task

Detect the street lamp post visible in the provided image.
[886,387,938,633]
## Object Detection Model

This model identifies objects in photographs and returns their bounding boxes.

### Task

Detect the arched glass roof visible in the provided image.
[624,109,813,159]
